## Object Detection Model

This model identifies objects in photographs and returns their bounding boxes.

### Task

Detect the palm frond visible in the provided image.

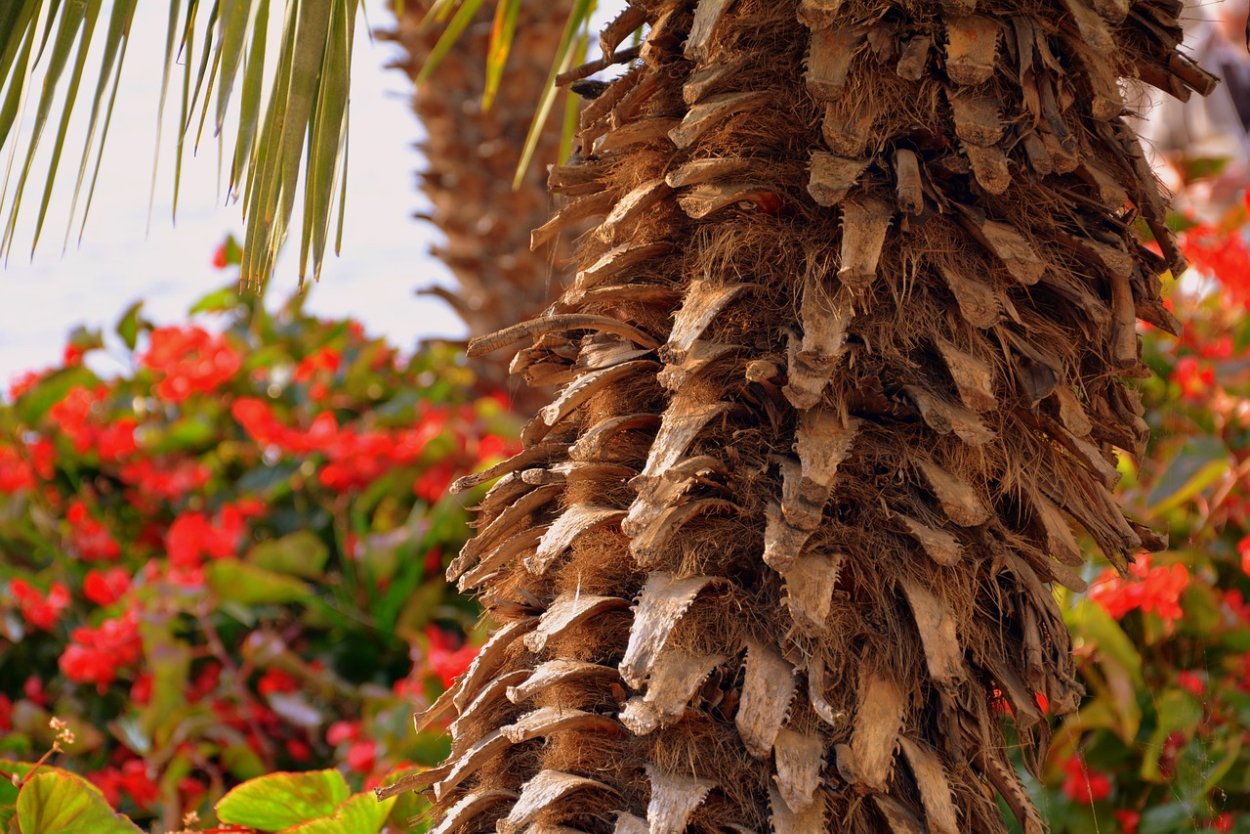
[0,0,361,289]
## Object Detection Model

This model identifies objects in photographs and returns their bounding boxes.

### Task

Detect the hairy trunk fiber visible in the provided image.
[384,1,577,405]
[418,0,1210,831]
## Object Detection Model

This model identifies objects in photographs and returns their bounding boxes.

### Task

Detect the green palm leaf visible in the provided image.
[0,0,641,287]
[0,0,360,289]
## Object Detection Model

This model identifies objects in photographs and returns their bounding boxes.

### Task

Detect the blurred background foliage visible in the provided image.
[0,239,517,832]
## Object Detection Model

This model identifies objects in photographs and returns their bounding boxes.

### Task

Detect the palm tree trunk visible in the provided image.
[383,1,578,404]
[420,0,1211,831]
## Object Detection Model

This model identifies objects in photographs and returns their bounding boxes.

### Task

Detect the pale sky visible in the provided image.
[0,1,465,384]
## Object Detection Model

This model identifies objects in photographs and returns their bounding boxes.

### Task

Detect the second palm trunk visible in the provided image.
[419,0,1212,831]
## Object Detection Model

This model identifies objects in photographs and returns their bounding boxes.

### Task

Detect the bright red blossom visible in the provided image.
[1113,809,1140,834]
[10,579,70,630]
[89,759,159,809]
[83,568,131,606]
[59,612,143,691]
[67,500,122,561]
[345,739,376,774]
[257,669,299,697]
[141,326,241,402]
[0,444,34,493]
[166,505,245,568]
[1089,554,1191,624]
[424,625,478,689]
[1061,755,1112,805]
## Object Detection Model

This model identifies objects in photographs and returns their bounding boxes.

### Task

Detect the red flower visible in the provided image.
[1089,554,1190,624]
[212,243,229,269]
[293,346,341,382]
[345,739,377,774]
[130,673,153,706]
[1061,755,1112,805]
[1113,810,1140,834]
[89,759,159,809]
[257,669,299,697]
[1211,813,1235,833]
[414,461,455,504]
[83,568,131,606]
[1173,356,1215,402]
[59,612,143,691]
[1180,222,1250,307]
[0,694,11,732]
[1240,536,1250,578]
[327,720,360,746]
[10,579,71,631]
[424,626,478,690]
[141,326,241,402]
[166,507,245,569]
[67,500,122,561]
[1177,670,1205,697]
[0,444,35,493]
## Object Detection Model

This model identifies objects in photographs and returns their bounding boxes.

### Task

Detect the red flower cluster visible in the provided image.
[1180,222,1250,308]
[293,347,342,402]
[119,458,211,503]
[59,612,143,691]
[67,500,121,561]
[325,720,376,774]
[9,579,70,630]
[83,568,131,607]
[1088,554,1191,624]
[166,505,247,570]
[0,444,34,493]
[49,386,138,461]
[141,326,241,402]
[424,625,478,689]
[231,397,451,493]
[89,758,159,810]
[1061,755,1112,804]
[1173,356,1216,402]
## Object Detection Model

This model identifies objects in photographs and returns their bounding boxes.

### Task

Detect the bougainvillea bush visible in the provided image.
[0,243,514,832]
[1026,194,1250,834]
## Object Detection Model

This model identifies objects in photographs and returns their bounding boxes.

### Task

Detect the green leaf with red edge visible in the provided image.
[215,769,351,830]
[16,769,144,834]
[281,792,396,833]
[1146,435,1230,516]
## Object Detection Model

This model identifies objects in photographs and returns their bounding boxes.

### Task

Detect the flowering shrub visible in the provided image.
[0,241,515,831]
[1030,194,1250,833]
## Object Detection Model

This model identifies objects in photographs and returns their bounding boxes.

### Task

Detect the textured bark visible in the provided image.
[426,0,1210,831]
[383,1,578,402]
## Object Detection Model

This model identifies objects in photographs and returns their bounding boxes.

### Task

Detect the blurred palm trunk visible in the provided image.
[382,1,577,410]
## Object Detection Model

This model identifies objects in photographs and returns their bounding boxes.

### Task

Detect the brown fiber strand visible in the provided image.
[416,0,1206,831]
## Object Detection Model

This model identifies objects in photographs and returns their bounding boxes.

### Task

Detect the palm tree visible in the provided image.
[411,2,1211,832]
[381,0,583,404]
[0,0,1214,830]
[383,0,577,342]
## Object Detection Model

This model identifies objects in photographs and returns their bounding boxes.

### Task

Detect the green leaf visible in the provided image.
[1146,436,1230,515]
[206,559,313,605]
[282,792,397,834]
[114,300,145,350]
[1065,599,1143,686]
[17,770,144,834]
[248,530,330,578]
[1140,689,1204,782]
[188,285,242,314]
[216,769,351,830]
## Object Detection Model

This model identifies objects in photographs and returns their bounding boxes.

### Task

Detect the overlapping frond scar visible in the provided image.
[413,0,1211,831]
